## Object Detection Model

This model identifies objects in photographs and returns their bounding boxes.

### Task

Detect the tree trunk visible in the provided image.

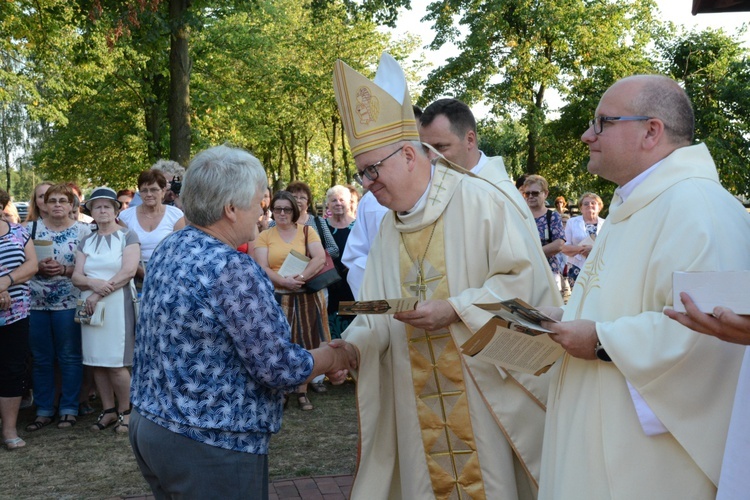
[168,0,192,166]
[341,134,351,184]
[525,83,546,174]
[329,115,338,186]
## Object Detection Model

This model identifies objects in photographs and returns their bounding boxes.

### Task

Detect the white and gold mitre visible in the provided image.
[333,52,420,157]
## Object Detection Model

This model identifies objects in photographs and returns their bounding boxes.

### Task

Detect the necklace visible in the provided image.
[400,221,439,300]
[140,206,164,219]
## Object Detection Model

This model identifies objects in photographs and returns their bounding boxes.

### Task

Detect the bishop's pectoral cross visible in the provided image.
[404,263,443,301]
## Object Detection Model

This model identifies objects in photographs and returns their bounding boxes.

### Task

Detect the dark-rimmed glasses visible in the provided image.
[272,206,294,214]
[589,116,652,135]
[353,147,403,185]
[523,190,543,198]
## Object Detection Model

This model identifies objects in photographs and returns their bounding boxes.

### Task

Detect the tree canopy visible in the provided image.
[2,0,749,205]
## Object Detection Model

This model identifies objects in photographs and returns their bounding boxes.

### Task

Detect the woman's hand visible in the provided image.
[284,275,305,291]
[89,278,114,296]
[85,293,102,316]
[0,291,11,310]
[38,258,64,277]
[579,245,593,257]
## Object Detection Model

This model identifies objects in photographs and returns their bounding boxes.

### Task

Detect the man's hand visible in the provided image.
[542,319,598,360]
[537,306,564,322]
[394,300,458,331]
[665,292,750,345]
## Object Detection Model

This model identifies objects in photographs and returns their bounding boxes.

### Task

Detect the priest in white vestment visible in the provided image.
[539,75,750,499]
[419,98,537,236]
[332,53,562,499]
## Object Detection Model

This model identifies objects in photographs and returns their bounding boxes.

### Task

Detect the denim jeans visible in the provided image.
[29,309,82,417]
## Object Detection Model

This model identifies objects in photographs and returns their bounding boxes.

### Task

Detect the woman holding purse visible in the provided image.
[255,191,328,411]
[72,187,140,433]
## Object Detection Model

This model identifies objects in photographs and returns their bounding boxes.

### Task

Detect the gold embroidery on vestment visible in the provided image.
[400,217,486,499]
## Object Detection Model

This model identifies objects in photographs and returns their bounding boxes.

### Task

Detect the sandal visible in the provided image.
[91,408,117,431]
[297,393,313,411]
[57,414,77,429]
[310,381,327,393]
[25,417,53,432]
[114,409,131,434]
[3,437,26,450]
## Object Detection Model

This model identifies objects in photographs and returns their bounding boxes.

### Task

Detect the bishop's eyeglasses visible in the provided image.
[353,147,403,185]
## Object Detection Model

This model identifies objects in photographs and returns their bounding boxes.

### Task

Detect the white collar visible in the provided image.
[614,159,664,203]
[399,163,436,217]
[471,151,488,175]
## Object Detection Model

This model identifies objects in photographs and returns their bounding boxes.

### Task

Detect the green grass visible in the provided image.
[1,381,358,499]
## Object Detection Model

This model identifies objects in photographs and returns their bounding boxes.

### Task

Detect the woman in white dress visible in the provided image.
[72,187,140,433]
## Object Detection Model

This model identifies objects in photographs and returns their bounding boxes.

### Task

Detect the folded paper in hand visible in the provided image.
[74,300,105,326]
[461,298,563,376]
[279,250,310,278]
[338,297,419,315]
[672,270,750,314]
[33,240,54,261]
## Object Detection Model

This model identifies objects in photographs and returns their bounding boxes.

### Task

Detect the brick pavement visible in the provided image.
[117,474,353,499]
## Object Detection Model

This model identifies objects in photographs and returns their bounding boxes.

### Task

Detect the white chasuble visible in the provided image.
[539,144,750,500]
[343,160,562,500]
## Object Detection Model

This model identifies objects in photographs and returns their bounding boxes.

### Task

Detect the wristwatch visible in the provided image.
[595,339,612,362]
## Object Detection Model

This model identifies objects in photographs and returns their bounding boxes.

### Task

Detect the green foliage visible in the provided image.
[419,0,663,174]
[659,28,750,196]
[477,118,527,181]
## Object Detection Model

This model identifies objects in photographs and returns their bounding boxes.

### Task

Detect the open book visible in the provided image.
[461,298,564,376]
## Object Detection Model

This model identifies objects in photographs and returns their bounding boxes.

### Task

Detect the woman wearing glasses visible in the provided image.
[561,192,606,288]
[269,181,338,259]
[255,191,327,411]
[119,169,185,268]
[25,184,92,431]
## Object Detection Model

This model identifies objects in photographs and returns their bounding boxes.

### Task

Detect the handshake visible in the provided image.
[309,339,358,385]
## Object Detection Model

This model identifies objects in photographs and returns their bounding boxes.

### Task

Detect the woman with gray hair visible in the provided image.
[73,187,140,433]
[129,145,356,499]
[562,192,606,288]
[324,185,356,340]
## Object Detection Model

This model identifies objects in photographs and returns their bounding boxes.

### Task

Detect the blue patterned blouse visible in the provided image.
[534,210,566,274]
[131,225,314,454]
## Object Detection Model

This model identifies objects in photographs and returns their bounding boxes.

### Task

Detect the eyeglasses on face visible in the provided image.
[292,194,308,202]
[589,115,652,135]
[523,190,543,198]
[47,198,71,205]
[272,206,294,214]
[353,146,403,185]
[141,187,163,194]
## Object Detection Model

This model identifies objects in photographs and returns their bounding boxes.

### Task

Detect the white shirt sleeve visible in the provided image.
[342,192,389,300]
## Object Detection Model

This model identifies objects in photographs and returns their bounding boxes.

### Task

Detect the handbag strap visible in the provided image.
[313,215,324,237]
[303,224,310,258]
